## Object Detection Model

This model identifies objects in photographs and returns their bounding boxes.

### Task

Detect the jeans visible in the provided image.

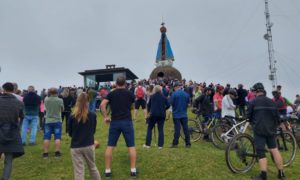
[44,122,62,140]
[89,100,97,113]
[213,110,221,119]
[2,153,13,180]
[172,117,191,146]
[145,116,165,147]
[21,115,39,144]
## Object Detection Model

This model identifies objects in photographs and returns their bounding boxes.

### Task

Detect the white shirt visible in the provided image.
[222,95,236,118]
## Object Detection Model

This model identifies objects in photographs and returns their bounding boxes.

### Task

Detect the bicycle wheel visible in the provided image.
[180,119,202,142]
[225,133,256,174]
[211,123,236,150]
[276,131,297,167]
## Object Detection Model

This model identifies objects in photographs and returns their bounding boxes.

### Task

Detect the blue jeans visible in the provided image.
[44,122,62,140]
[89,100,97,113]
[145,116,165,147]
[172,117,191,145]
[213,110,221,119]
[21,115,39,144]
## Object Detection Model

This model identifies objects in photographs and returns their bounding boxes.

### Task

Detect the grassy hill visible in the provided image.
[1,110,300,180]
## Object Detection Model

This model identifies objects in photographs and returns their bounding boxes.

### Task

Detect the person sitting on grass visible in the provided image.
[68,92,101,180]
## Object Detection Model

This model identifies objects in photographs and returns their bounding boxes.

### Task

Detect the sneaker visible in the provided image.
[29,143,36,146]
[42,153,49,159]
[185,144,191,148]
[130,171,137,178]
[55,151,62,158]
[170,144,178,148]
[252,174,266,180]
[158,147,163,150]
[104,172,112,178]
[143,144,150,149]
[278,173,285,180]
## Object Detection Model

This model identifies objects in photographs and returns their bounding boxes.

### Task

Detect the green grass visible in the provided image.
[1,110,300,180]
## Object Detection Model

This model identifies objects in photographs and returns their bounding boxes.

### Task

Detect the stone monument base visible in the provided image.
[150,66,182,80]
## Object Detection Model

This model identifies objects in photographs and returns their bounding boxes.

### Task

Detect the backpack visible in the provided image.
[136,86,144,99]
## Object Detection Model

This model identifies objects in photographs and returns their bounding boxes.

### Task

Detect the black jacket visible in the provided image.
[23,92,41,116]
[68,112,97,148]
[194,94,213,115]
[147,92,170,118]
[236,88,248,106]
[0,94,24,157]
[247,95,280,136]
[60,95,75,112]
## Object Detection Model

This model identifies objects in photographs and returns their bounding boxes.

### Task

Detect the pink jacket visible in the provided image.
[40,101,45,113]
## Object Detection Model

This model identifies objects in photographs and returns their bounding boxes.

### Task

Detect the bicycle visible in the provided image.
[180,113,203,142]
[225,126,297,174]
[211,116,248,150]
[280,114,300,148]
[180,110,220,142]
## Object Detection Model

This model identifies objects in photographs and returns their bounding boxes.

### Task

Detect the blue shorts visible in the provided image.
[44,122,62,140]
[108,119,135,147]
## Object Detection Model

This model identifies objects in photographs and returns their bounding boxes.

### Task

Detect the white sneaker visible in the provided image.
[158,147,163,150]
[143,144,150,149]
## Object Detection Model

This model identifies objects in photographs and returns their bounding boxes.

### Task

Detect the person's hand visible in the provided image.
[104,117,111,124]
[94,140,100,149]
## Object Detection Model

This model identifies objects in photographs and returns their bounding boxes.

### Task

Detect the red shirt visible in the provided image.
[213,92,223,110]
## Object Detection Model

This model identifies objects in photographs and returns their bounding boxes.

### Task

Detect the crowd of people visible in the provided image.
[0,77,299,180]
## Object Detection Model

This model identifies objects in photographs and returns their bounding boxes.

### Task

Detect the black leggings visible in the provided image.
[61,111,71,133]
[2,153,13,180]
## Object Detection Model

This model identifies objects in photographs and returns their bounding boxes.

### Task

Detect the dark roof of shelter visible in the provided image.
[79,67,138,80]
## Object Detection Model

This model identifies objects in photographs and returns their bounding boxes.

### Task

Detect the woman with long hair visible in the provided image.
[68,93,101,180]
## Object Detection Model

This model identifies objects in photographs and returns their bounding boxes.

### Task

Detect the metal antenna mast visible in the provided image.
[264,0,277,90]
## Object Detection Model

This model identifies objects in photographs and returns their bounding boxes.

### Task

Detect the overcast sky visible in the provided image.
[0,0,299,100]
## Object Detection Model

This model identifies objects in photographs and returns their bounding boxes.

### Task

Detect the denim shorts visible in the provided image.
[44,122,62,140]
[108,119,135,147]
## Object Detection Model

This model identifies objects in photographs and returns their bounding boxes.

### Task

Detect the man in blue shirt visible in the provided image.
[169,82,191,148]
